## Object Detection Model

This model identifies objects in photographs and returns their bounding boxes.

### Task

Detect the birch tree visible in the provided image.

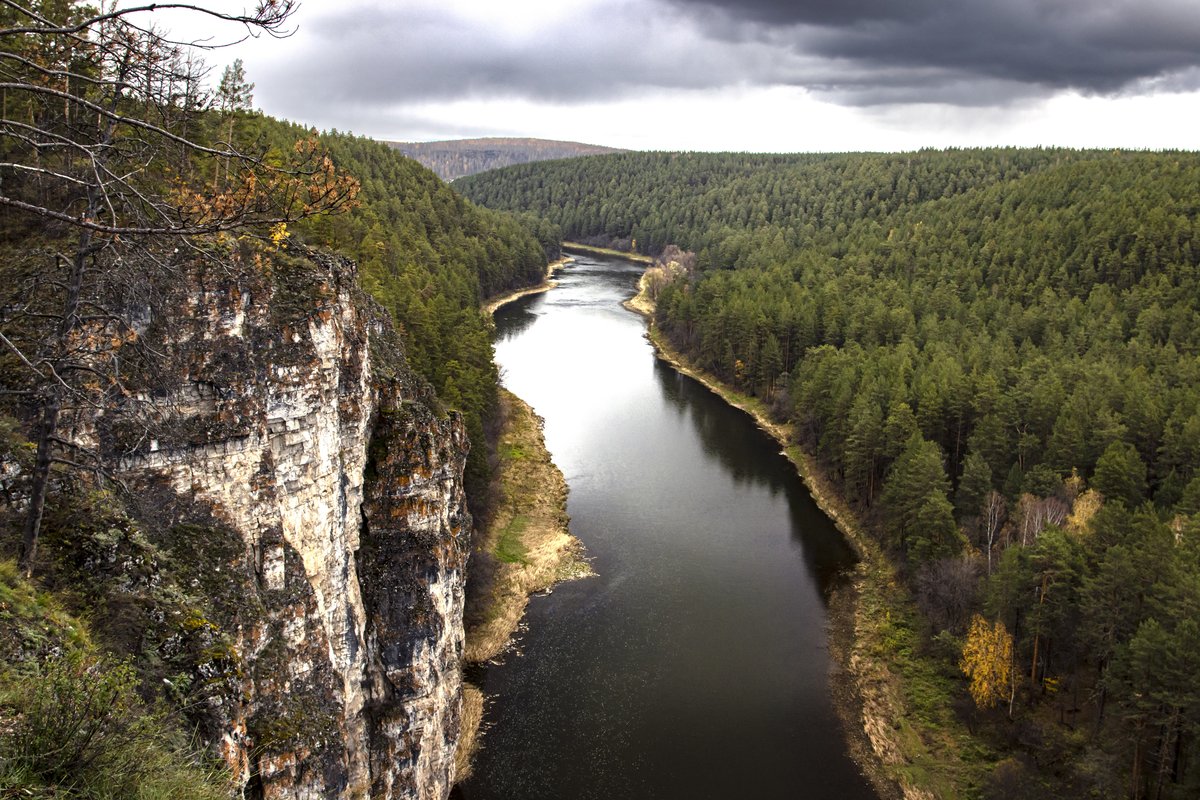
[961,614,1015,714]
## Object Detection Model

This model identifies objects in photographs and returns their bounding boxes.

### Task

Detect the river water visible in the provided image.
[456,254,878,800]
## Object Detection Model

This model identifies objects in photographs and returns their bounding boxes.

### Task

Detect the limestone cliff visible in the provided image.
[92,247,469,798]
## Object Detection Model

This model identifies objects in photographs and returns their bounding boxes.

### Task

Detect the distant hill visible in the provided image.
[386,137,624,181]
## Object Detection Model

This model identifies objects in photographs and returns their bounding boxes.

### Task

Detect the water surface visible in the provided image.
[457,254,876,800]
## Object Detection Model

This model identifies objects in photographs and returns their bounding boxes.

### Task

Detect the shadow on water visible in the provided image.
[492,294,540,339]
[653,360,858,599]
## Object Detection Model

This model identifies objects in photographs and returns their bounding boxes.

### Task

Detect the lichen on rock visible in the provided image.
[74,247,473,799]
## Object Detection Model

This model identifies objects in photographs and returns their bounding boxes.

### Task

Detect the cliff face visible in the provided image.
[102,248,468,799]
[387,136,623,181]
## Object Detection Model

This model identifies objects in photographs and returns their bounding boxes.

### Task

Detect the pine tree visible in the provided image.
[881,432,952,560]
[217,58,254,113]
[1092,441,1148,508]
[957,451,993,521]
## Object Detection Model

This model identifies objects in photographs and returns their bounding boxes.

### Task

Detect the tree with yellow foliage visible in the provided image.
[961,614,1014,715]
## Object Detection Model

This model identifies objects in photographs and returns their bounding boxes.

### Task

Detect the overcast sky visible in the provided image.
[183,0,1200,151]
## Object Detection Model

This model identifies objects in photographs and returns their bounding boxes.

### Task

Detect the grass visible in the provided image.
[454,684,485,783]
[0,560,92,658]
[494,515,531,564]
[855,558,994,798]
[0,560,230,800]
[501,441,527,461]
[461,389,588,663]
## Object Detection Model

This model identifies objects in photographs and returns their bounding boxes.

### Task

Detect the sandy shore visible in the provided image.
[481,254,574,316]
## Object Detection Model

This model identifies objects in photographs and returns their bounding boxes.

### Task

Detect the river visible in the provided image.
[456,254,878,800]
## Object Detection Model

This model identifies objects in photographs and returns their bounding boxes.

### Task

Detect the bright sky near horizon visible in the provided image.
[169,0,1200,152]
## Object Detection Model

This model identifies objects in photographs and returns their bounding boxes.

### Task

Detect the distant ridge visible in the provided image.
[387,137,624,181]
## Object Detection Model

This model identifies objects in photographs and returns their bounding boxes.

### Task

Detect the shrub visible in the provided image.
[0,651,229,799]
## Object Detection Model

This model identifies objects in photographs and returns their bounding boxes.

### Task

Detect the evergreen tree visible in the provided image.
[1093,441,1148,508]
[881,433,952,561]
[957,451,994,521]
[217,58,254,112]
[845,394,884,503]
[911,491,963,564]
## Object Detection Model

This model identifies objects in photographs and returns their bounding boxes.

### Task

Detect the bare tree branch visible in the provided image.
[0,1,298,41]
[0,0,360,576]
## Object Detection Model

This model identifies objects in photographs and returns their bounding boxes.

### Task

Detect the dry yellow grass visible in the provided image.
[454,683,485,782]
[463,390,592,664]
[562,241,654,263]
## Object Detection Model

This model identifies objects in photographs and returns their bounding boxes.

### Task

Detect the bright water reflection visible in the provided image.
[457,254,877,800]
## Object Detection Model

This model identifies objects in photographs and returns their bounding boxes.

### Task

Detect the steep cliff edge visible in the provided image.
[69,247,470,798]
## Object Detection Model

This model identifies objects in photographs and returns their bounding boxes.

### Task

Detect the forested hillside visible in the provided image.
[388,137,623,181]
[460,150,1200,798]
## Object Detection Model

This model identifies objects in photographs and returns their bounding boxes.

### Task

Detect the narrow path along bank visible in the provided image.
[562,240,654,264]
[624,263,982,800]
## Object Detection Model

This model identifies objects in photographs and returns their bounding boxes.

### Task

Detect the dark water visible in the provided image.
[456,255,877,800]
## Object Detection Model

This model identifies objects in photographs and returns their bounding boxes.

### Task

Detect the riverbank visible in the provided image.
[623,270,655,316]
[458,277,594,781]
[481,254,574,316]
[456,389,593,778]
[562,240,654,264]
[625,277,983,800]
[463,388,593,665]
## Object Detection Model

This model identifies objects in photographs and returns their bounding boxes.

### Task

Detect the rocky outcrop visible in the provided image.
[98,247,469,799]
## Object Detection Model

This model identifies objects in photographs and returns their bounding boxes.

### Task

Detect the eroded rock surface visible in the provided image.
[102,249,468,799]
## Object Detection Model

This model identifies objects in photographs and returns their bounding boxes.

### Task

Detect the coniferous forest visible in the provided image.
[460,149,1200,798]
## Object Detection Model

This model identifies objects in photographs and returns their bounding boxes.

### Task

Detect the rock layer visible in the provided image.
[103,248,468,799]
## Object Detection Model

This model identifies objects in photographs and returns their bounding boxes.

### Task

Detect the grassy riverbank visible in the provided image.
[456,389,593,778]
[562,241,654,264]
[626,278,991,800]
[463,388,592,664]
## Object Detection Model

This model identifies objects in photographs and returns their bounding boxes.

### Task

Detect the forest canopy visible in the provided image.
[461,148,1200,798]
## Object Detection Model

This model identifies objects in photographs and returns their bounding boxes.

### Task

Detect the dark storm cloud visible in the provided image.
[255,0,1200,124]
[669,0,933,26]
[669,0,1200,101]
[260,0,756,110]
